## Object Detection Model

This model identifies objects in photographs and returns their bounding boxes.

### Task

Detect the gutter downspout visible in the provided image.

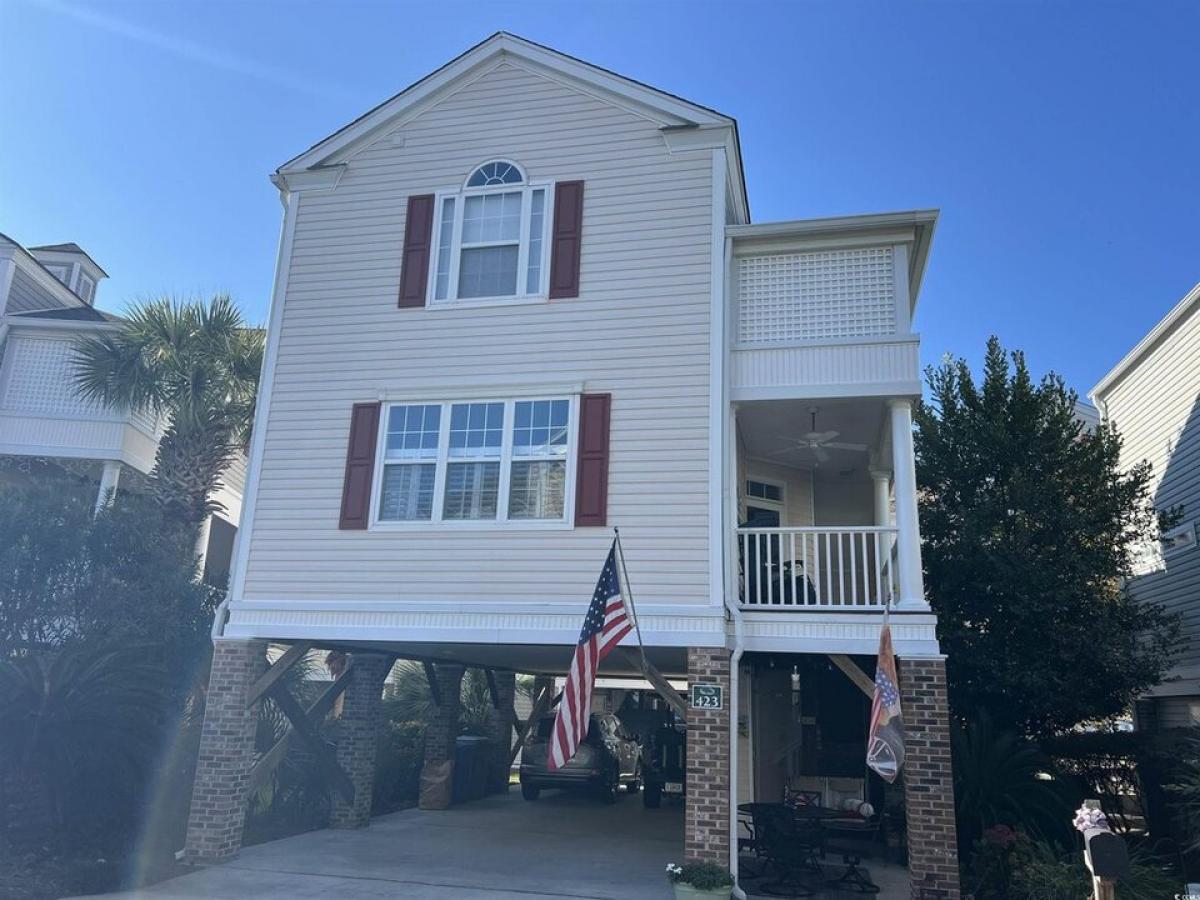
[725,594,747,899]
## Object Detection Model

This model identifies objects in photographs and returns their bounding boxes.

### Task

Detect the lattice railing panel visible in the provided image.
[0,336,161,433]
[737,246,897,344]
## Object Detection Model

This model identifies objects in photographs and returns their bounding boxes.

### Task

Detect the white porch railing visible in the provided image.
[736,526,897,609]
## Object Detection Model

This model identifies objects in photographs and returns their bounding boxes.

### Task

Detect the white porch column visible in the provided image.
[889,399,927,610]
[94,460,121,515]
[870,467,891,528]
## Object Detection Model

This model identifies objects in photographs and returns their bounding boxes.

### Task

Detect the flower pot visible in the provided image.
[672,884,731,900]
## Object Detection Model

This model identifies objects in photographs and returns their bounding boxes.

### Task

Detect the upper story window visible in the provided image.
[430,160,551,303]
[77,273,96,304]
[374,396,575,526]
[44,264,70,285]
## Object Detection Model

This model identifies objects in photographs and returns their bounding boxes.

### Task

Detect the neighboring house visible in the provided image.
[0,232,245,580]
[187,34,958,895]
[1092,282,1200,730]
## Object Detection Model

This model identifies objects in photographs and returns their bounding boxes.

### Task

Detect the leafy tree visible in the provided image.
[0,480,219,699]
[72,295,263,524]
[916,337,1179,737]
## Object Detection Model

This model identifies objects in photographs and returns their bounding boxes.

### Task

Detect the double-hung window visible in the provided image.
[375,396,575,525]
[430,160,551,303]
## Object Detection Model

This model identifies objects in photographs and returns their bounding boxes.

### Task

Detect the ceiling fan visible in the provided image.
[771,406,868,464]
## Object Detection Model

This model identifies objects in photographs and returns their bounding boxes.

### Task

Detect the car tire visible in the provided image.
[521,783,540,802]
[643,782,662,808]
[600,771,620,805]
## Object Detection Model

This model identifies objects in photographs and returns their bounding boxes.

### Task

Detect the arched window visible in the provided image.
[430,160,550,302]
[465,160,524,188]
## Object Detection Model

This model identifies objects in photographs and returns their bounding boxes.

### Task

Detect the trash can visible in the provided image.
[452,735,491,804]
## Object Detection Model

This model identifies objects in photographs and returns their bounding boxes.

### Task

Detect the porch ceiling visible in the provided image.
[737,397,891,482]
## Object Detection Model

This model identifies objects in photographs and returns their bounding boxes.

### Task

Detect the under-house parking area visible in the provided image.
[95,777,684,900]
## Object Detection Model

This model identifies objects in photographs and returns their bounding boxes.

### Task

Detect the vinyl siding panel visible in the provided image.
[242,62,714,609]
[6,267,73,313]
[1101,300,1200,684]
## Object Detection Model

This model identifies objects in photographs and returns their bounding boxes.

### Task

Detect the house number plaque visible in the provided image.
[690,684,724,710]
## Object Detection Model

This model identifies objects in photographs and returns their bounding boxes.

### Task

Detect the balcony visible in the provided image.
[737,526,896,609]
[729,396,926,615]
[726,211,934,402]
[0,327,161,472]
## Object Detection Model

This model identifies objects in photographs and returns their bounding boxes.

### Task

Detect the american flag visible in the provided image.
[548,541,633,770]
[866,623,906,783]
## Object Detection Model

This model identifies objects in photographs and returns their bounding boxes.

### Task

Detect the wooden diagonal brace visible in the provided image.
[268,680,355,803]
[423,661,440,706]
[828,653,875,699]
[618,648,688,721]
[247,660,355,794]
[246,641,314,707]
[508,682,555,767]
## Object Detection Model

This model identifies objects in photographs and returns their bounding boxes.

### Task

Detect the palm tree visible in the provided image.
[72,295,263,524]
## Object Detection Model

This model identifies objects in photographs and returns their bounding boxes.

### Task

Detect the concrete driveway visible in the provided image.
[91,789,685,899]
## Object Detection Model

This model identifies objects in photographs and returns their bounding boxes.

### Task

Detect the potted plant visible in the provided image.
[665,862,734,899]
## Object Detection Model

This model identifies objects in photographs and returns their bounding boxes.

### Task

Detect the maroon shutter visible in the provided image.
[398,194,435,308]
[574,393,611,526]
[339,402,381,529]
[548,180,584,299]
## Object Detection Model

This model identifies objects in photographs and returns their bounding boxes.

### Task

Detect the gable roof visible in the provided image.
[28,242,108,277]
[1091,281,1200,402]
[275,32,749,220]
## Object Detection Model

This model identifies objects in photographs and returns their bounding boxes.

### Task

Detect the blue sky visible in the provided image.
[2,1,1196,395]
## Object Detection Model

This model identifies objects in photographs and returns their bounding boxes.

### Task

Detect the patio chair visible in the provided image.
[823,814,882,894]
[754,805,824,897]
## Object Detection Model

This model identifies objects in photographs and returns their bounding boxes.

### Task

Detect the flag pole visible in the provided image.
[613,527,648,669]
[613,527,689,720]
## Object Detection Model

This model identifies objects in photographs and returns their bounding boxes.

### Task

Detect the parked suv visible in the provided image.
[520,713,641,803]
[641,718,686,807]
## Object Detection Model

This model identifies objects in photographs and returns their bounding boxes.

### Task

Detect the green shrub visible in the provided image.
[665,861,733,889]
[373,720,427,815]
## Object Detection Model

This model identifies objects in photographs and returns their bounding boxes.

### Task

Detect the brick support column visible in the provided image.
[184,639,267,863]
[419,663,464,809]
[485,671,517,793]
[329,653,393,829]
[685,647,731,864]
[900,658,961,900]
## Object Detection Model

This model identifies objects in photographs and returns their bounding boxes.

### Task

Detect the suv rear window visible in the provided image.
[534,715,602,743]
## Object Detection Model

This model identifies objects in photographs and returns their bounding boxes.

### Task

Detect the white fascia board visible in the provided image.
[270,164,346,195]
[1090,281,1200,403]
[727,209,939,240]
[3,316,118,334]
[276,33,731,177]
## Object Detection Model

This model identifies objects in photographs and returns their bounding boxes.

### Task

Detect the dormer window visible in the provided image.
[430,160,550,302]
[77,273,96,304]
[44,264,70,285]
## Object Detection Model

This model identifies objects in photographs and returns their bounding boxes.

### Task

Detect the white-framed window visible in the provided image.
[77,273,96,304]
[745,479,784,505]
[428,160,552,304]
[44,264,70,285]
[1162,521,1197,559]
[373,396,576,526]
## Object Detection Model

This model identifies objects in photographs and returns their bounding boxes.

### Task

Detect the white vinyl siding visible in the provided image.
[5,267,76,313]
[1099,297,1200,686]
[241,61,714,607]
